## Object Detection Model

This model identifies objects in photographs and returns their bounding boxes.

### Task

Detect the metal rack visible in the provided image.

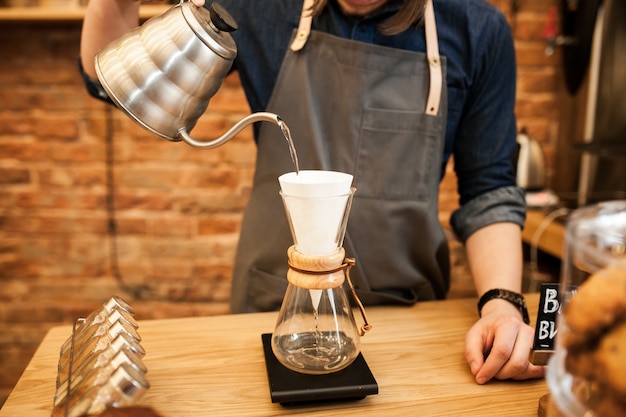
[51,297,149,417]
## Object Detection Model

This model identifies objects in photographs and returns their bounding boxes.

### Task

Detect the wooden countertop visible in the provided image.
[522,209,567,259]
[0,294,546,417]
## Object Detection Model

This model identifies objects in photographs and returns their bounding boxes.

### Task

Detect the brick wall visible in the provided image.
[0,0,560,406]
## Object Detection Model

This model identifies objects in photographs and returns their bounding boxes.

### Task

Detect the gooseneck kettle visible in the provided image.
[94,0,281,148]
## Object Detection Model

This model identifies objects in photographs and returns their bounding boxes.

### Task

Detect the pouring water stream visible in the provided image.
[178,112,300,176]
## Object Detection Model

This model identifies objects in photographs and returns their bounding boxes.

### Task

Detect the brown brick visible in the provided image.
[514,12,551,41]
[198,213,242,235]
[0,168,30,185]
[147,217,196,237]
[112,192,175,211]
[0,215,106,235]
[517,67,559,94]
[14,190,106,210]
[515,40,561,67]
[515,93,560,119]
[0,113,36,136]
[113,217,148,235]
[514,0,559,13]
[178,190,250,214]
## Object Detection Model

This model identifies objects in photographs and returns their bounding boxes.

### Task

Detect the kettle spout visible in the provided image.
[178,112,281,149]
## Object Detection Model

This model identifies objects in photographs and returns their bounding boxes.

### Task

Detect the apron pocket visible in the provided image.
[246,266,289,312]
[355,108,441,201]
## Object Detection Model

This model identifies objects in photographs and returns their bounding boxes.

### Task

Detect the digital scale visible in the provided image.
[261,333,378,405]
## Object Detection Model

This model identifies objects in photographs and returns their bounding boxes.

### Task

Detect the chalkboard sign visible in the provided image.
[529,283,561,366]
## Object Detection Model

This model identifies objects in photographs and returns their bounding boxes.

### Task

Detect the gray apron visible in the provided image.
[230,0,450,313]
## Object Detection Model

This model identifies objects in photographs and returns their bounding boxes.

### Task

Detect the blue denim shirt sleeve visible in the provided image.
[436,1,523,241]
[437,2,519,204]
[450,185,526,242]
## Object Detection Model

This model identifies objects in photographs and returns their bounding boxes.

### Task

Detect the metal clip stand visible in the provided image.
[52,297,148,417]
[59,317,86,417]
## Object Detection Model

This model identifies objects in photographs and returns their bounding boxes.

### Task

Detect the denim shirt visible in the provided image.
[80,0,525,242]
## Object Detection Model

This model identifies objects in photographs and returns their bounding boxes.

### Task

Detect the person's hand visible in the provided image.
[464,299,546,384]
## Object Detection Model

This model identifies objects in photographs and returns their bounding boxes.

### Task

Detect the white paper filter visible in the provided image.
[279,170,353,255]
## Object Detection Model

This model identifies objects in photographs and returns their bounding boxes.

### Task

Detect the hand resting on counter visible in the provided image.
[465,298,546,384]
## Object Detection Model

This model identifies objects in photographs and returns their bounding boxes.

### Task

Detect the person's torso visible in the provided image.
[216,0,512,175]
[228,0,453,314]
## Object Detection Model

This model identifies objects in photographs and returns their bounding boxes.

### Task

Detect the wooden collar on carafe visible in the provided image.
[287,246,347,289]
[287,246,372,335]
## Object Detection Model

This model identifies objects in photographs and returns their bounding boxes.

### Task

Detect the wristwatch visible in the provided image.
[477,288,530,325]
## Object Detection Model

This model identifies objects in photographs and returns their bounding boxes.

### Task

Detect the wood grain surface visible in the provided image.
[0,294,547,417]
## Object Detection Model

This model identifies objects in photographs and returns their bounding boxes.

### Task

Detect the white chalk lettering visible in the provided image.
[543,288,559,314]
[538,320,557,340]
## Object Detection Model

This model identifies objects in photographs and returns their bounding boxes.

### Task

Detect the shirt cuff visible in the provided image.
[450,185,526,243]
[77,56,114,105]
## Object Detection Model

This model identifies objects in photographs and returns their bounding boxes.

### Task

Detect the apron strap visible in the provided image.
[290,0,315,51]
[424,0,443,116]
[290,0,443,116]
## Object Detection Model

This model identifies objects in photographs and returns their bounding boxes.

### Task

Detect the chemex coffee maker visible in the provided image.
[262,171,377,405]
[94,0,377,405]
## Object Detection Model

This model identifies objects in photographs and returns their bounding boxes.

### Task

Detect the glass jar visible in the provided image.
[546,200,626,417]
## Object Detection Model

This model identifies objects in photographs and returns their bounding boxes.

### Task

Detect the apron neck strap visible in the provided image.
[290,0,315,52]
[289,0,442,115]
[424,0,442,115]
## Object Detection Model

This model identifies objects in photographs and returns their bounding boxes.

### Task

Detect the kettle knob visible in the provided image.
[209,2,238,32]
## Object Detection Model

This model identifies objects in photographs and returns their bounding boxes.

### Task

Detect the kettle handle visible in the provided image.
[176,1,238,32]
[209,2,238,32]
[177,112,281,149]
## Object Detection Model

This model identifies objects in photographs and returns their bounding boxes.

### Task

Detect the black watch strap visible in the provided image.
[477,288,530,325]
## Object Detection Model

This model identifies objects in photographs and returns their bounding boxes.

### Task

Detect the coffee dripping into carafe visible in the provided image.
[94,0,297,159]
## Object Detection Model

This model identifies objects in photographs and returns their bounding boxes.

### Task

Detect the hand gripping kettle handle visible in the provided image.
[177,112,282,149]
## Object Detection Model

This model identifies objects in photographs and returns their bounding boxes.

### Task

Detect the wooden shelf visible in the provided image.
[0,4,169,21]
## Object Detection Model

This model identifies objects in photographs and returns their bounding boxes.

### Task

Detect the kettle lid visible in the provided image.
[181,2,237,60]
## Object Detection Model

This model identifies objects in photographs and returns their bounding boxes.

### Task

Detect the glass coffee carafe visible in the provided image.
[546,200,626,417]
[271,171,371,375]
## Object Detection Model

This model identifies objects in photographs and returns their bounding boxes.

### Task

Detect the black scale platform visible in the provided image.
[261,333,378,406]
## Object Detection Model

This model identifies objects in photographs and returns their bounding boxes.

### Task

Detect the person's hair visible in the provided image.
[309,0,426,36]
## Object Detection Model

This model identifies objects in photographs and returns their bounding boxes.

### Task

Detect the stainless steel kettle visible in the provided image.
[94,0,281,148]
[516,129,546,191]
